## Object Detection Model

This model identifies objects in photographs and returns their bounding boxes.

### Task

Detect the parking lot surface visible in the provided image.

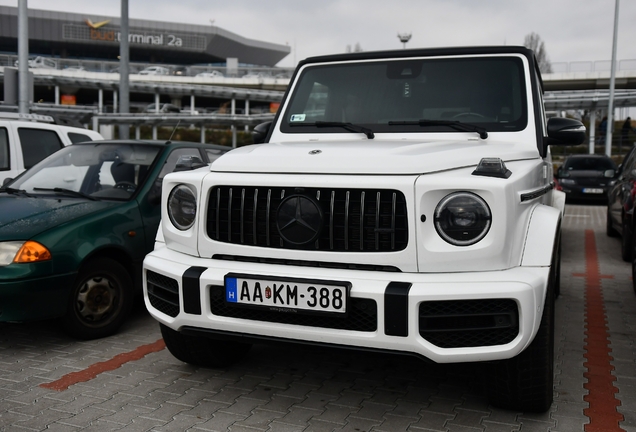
[1,204,635,432]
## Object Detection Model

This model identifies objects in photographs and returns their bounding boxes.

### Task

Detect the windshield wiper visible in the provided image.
[33,187,99,201]
[291,121,375,139]
[389,119,488,139]
[0,187,35,197]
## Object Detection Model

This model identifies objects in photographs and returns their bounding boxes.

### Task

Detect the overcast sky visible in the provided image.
[2,0,635,68]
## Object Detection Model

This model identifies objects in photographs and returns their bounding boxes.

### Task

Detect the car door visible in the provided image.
[610,148,636,233]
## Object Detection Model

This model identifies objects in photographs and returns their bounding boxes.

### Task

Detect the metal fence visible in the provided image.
[550,59,636,73]
[0,54,294,78]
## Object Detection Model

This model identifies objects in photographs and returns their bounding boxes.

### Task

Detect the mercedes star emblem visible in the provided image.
[276,195,323,245]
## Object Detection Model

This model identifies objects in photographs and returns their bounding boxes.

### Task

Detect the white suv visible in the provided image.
[143,46,586,412]
[0,113,103,184]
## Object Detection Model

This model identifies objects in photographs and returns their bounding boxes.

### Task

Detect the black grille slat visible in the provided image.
[418,299,519,348]
[146,270,180,317]
[209,286,377,331]
[207,186,408,252]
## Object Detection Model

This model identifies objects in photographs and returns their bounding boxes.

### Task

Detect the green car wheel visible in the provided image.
[63,257,133,340]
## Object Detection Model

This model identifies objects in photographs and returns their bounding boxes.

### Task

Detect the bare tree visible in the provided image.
[346,43,363,53]
[524,32,553,74]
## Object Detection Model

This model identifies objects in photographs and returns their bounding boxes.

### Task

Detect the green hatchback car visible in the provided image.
[0,139,230,339]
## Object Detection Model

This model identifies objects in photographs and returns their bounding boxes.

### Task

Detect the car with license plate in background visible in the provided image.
[0,139,229,339]
[143,46,587,412]
[555,154,616,203]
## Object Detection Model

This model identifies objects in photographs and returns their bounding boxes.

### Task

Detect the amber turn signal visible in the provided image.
[14,241,52,263]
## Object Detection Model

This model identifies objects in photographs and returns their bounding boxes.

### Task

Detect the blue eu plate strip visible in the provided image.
[226,277,238,303]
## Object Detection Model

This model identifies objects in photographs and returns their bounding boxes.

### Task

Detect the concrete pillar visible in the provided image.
[190,95,195,114]
[98,89,103,114]
[55,86,60,105]
[200,125,206,143]
[135,125,140,139]
[152,125,157,140]
[155,93,160,113]
[113,91,118,114]
[245,99,250,131]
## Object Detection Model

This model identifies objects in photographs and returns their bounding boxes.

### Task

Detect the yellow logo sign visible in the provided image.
[84,18,111,29]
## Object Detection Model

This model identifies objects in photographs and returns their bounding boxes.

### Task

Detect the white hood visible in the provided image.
[211,139,540,175]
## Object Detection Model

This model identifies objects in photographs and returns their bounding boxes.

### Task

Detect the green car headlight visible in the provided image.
[0,241,25,266]
[167,184,197,230]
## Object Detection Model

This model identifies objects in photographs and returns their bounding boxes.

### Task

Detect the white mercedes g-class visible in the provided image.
[143,46,586,412]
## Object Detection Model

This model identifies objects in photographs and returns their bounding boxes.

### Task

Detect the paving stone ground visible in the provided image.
[0,203,634,431]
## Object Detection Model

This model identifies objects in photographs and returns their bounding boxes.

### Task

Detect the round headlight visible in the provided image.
[434,192,491,246]
[168,185,197,230]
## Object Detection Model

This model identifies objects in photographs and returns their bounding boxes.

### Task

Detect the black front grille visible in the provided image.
[209,285,377,331]
[418,299,519,348]
[206,186,408,252]
[147,270,180,317]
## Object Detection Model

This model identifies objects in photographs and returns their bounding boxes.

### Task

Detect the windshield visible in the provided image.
[6,143,162,200]
[563,157,616,172]
[281,56,527,135]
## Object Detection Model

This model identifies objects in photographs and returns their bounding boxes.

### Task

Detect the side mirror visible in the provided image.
[545,117,587,146]
[2,177,13,186]
[252,121,272,144]
[174,155,208,172]
[604,169,616,178]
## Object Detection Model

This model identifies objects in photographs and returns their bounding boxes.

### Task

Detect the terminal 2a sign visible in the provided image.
[85,18,184,47]
[62,18,205,50]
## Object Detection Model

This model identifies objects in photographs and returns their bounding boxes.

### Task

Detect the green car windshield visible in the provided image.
[281,56,528,135]
[8,143,162,200]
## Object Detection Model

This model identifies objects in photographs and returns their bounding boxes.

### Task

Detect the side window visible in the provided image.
[622,149,636,176]
[0,127,9,170]
[68,132,93,144]
[17,128,64,169]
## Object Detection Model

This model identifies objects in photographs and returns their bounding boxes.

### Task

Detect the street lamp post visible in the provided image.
[397,33,411,49]
[605,0,619,157]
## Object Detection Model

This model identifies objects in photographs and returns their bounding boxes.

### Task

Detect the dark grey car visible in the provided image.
[555,154,617,203]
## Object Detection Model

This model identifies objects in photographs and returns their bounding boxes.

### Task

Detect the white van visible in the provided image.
[0,113,103,184]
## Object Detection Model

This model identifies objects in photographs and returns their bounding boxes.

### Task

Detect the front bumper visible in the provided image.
[143,245,550,364]
[560,185,609,201]
[0,272,76,322]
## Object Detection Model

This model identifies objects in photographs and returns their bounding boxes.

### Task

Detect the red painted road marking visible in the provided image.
[576,229,624,432]
[40,338,166,391]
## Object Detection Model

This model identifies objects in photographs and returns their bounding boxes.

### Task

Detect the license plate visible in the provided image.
[582,188,604,194]
[224,273,350,314]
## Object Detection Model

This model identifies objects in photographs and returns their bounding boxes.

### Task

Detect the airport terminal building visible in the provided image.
[0,5,290,67]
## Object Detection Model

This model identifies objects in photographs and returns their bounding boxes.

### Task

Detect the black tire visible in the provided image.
[63,257,133,340]
[607,207,619,237]
[485,257,555,412]
[160,324,252,368]
[621,219,633,262]
[553,233,562,299]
